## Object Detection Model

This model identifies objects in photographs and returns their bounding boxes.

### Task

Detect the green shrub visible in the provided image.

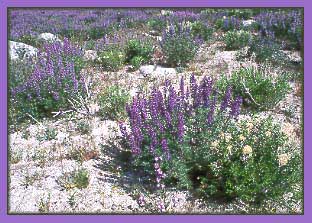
[160,25,199,67]
[182,115,301,204]
[58,168,90,190]
[129,56,145,71]
[98,85,130,120]
[217,67,291,110]
[43,127,57,141]
[224,30,252,50]
[227,9,253,19]
[125,39,153,65]
[97,49,125,71]
[87,27,106,40]
[147,18,167,32]
[247,37,287,64]
[9,59,34,127]
[84,40,96,50]
[77,120,91,134]
[190,21,213,41]
[73,168,89,189]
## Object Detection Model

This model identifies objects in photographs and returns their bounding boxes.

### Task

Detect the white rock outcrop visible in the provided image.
[37,33,62,43]
[139,65,176,78]
[9,41,38,61]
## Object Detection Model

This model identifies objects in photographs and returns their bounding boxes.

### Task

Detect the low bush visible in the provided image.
[87,27,106,40]
[217,67,291,110]
[98,85,130,120]
[97,48,125,71]
[73,168,90,189]
[224,30,252,50]
[119,74,300,205]
[147,18,167,32]
[247,37,287,64]
[125,39,154,67]
[129,56,145,71]
[160,24,199,67]
[190,21,214,41]
[227,9,254,19]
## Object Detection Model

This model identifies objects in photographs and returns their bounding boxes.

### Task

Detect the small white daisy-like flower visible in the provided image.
[265,131,272,137]
[211,140,219,149]
[278,153,290,166]
[239,135,246,142]
[242,145,253,155]
[246,122,254,132]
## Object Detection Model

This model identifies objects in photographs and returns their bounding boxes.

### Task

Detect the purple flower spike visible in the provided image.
[207,91,217,125]
[119,122,128,138]
[177,112,184,142]
[221,86,232,111]
[161,138,170,160]
[230,96,243,118]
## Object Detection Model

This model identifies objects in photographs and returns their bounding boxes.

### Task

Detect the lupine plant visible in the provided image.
[10,38,86,120]
[215,16,241,31]
[119,74,241,191]
[119,74,300,204]
[255,9,303,50]
[160,24,200,67]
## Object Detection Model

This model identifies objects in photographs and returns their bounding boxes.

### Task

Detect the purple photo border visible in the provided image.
[0,0,309,223]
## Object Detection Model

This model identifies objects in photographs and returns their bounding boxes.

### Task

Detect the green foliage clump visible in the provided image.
[87,27,106,40]
[125,39,154,69]
[98,85,130,120]
[98,48,125,71]
[129,56,145,71]
[217,67,291,110]
[215,16,241,31]
[190,21,213,41]
[77,120,91,135]
[147,18,167,32]
[227,9,254,19]
[160,26,198,67]
[247,37,287,64]
[73,168,89,189]
[181,116,301,204]
[224,30,252,50]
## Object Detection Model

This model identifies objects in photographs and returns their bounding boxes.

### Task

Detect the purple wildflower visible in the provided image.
[177,112,184,142]
[52,91,59,101]
[220,86,232,111]
[161,138,170,160]
[119,122,128,138]
[168,85,177,113]
[157,201,166,212]
[207,91,217,125]
[138,194,145,207]
[230,96,243,118]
